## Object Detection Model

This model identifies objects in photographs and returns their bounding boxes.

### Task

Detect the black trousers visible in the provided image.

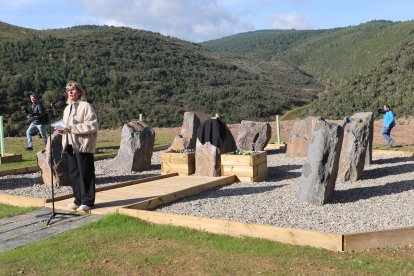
[67,146,96,206]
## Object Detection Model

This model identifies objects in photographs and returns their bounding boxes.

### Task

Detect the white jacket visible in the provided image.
[62,100,98,153]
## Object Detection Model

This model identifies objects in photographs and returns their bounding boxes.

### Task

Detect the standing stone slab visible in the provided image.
[37,133,70,186]
[337,115,370,183]
[351,112,374,166]
[298,120,343,206]
[195,141,221,177]
[109,121,155,172]
[286,116,322,157]
[236,120,271,151]
[169,112,201,151]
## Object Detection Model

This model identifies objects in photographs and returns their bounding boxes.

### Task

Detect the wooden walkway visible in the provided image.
[48,175,237,215]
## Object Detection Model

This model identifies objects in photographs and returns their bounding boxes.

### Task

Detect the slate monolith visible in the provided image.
[337,114,370,183]
[286,116,322,157]
[236,120,271,151]
[298,120,343,205]
[169,112,201,151]
[37,133,70,186]
[108,121,155,172]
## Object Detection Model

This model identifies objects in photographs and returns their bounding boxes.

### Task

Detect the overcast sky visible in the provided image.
[1,0,413,42]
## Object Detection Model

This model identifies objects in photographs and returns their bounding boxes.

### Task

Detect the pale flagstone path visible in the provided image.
[0,208,103,253]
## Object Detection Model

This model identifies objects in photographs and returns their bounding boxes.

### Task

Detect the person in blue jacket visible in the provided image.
[379,104,396,146]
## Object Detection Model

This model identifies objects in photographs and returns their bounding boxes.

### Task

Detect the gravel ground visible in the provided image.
[1,150,413,234]
[156,150,414,234]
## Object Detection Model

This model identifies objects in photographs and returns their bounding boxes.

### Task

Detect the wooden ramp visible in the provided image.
[48,175,236,215]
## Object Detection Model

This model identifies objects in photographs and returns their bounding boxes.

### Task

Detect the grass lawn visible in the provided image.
[0,214,412,275]
[0,130,176,171]
[0,203,37,219]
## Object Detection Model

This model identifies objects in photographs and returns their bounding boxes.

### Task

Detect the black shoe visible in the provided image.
[26,147,33,151]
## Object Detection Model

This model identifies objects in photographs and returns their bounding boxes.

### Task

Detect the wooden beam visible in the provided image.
[373,149,414,156]
[344,227,414,251]
[0,194,45,207]
[44,173,179,203]
[118,209,343,252]
[122,175,236,210]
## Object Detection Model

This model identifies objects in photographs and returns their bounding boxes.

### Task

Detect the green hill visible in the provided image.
[0,22,38,41]
[202,20,414,119]
[3,19,414,135]
[0,23,321,136]
[309,39,414,118]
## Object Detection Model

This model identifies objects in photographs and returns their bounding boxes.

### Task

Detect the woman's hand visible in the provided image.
[55,126,71,134]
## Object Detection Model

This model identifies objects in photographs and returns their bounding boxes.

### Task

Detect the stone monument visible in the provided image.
[108,121,155,172]
[286,116,322,157]
[236,120,271,151]
[298,119,343,205]
[337,114,370,183]
[37,133,70,186]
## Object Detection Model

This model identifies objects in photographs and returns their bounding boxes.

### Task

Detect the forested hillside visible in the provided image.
[2,19,414,136]
[202,20,414,119]
[309,39,414,118]
[0,23,321,136]
[202,29,328,60]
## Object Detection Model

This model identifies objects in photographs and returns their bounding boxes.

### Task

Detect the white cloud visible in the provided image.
[75,0,252,42]
[269,12,311,29]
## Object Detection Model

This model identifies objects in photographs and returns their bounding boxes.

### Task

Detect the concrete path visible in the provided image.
[0,208,103,254]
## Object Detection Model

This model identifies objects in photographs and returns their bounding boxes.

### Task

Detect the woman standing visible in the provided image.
[56,81,99,211]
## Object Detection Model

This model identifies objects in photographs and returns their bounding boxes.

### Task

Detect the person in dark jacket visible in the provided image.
[25,94,48,150]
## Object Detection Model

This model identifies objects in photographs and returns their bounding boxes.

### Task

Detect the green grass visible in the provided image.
[0,214,412,275]
[0,203,37,219]
[0,131,176,171]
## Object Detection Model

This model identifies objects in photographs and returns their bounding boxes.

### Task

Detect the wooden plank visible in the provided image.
[44,174,179,203]
[373,149,414,156]
[0,194,45,207]
[160,152,195,164]
[237,173,267,183]
[48,175,236,215]
[123,175,237,210]
[257,162,268,177]
[344,227,414,251]
[118,209,343,252]
[221,151,266,166]
[0,154,23,164]
[95,173,178,192]
[222,164,257,177]
[161,163,195,175]
[265,143,286,150]
[251,151,267,165]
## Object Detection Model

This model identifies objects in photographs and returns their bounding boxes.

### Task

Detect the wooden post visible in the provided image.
[276,115,281,144]
[0,116,4,157]
[139,114,143,121]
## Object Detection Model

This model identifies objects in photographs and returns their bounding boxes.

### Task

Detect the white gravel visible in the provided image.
[155,151,414,234]
[1,150,414,234]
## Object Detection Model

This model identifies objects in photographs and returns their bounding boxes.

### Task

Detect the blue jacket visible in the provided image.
[383,110,396,128]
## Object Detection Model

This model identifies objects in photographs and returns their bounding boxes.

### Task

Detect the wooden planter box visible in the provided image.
[221,151,267,182]
[160,152,195,176]
[0,154,23,164]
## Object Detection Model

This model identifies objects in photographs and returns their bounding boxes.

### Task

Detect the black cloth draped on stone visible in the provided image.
[196,118,228,148]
